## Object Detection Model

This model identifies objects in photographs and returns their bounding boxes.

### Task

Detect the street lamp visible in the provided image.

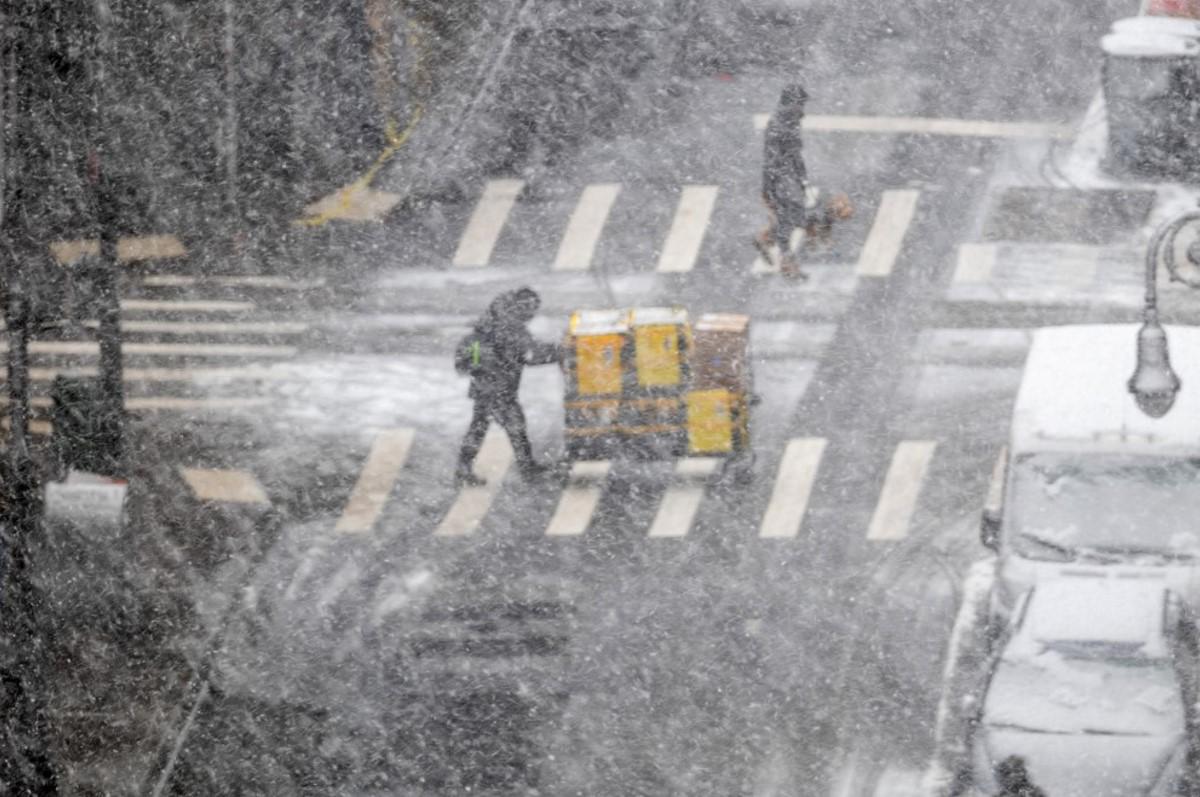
[1128,210,1200,417]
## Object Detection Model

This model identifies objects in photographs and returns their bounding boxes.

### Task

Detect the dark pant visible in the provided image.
[457,398,536,474]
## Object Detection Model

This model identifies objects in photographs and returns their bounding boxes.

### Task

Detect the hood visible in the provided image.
[983,729,1184,797]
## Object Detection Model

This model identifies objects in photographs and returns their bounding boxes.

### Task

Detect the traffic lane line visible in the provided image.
[857,190,920,278]
[759,438,826,539]
[545,460,610,536]
[647,457,720,538]
[180,467,270,504]
[656,185,719,273]
[336,428,415,534]
[866,440,937,541]
[752,113,1072,139]
[452,178,525,268]
[434,428,512,537]
[553,183,621,271]
[0,341,297,357]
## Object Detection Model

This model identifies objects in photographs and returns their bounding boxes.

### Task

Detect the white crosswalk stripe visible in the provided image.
[3,366,290,383]
[951,242,997,283]
[435,428,512,537]
[545,460,611,536]
[120,299,255,313]
[647,458,720,538]
[867,440,937,541]
[336,428,415,534]
[759,438,826,538]
[452,178,524,268]
[2,395,271,412]
[101,320,308,335]
[656,185,718,273]
[0,341,297,358]
[554,184,621,271]
[180,468,270,504]
[857,190,920,277]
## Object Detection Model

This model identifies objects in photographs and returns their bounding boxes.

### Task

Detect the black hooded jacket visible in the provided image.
[467,290,561,402]
[762,107,808,209]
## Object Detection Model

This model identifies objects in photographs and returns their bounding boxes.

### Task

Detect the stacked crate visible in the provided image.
[625,307,692,458]
[563,310,629,460]
[563,307,751,460]
[688,313,751,455]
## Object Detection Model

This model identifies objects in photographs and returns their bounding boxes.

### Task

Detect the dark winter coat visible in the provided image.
[997,783,1046,797]
[994,756,1047,797]
[467,292,560,403]
[762,109,808,209]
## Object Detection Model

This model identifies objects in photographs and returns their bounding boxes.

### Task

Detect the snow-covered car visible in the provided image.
[982,325,1200,622]
[971,579,1198,797]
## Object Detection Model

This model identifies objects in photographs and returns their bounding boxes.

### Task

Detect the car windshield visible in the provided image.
[1008,453,1200,559]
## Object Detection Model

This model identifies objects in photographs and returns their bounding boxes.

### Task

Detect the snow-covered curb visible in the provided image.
[921,557,997,796]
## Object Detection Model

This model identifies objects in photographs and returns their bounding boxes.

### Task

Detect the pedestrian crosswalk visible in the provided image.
[0,273,315,434]
[436,174,1170,313]
[183,429,976,546]
[945,240,1154,307]
[439,177,898,280]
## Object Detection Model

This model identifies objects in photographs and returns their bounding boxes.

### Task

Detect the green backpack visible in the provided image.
[454,332,485,376]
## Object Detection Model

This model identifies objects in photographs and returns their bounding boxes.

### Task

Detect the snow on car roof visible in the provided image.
[1013,325,1200,454]
[1104,16,1200,57]
[1102,31,1200,58]
[1024,579,1167,652]
[1112,15,1200,40]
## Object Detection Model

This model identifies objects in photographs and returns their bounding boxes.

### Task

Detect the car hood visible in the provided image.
[985,656,1184,737]
[984,729,1183,797]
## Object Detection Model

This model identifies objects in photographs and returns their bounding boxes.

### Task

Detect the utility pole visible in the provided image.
[88,0,125,473]
[222,0,238,229]
[0,2,63,791]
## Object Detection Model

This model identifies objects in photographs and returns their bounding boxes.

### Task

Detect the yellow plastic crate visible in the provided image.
[630,307,690,389]
[568,310,630,396]
[687,389,734,454]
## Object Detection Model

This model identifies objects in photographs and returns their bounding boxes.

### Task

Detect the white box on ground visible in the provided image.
[44,469,128,534]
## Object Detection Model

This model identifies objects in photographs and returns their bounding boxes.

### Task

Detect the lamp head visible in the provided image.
[1128,317,1182,418]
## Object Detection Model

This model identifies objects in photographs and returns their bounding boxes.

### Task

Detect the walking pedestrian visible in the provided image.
[994,755,1046,797]
[755,83,811,279]
[454,287,562,486]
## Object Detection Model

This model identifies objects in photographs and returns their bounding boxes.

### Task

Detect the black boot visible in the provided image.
[519,461,553,482]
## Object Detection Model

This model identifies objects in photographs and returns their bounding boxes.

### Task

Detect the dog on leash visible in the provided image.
[755,187,856,277]
[803,190,855,247]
